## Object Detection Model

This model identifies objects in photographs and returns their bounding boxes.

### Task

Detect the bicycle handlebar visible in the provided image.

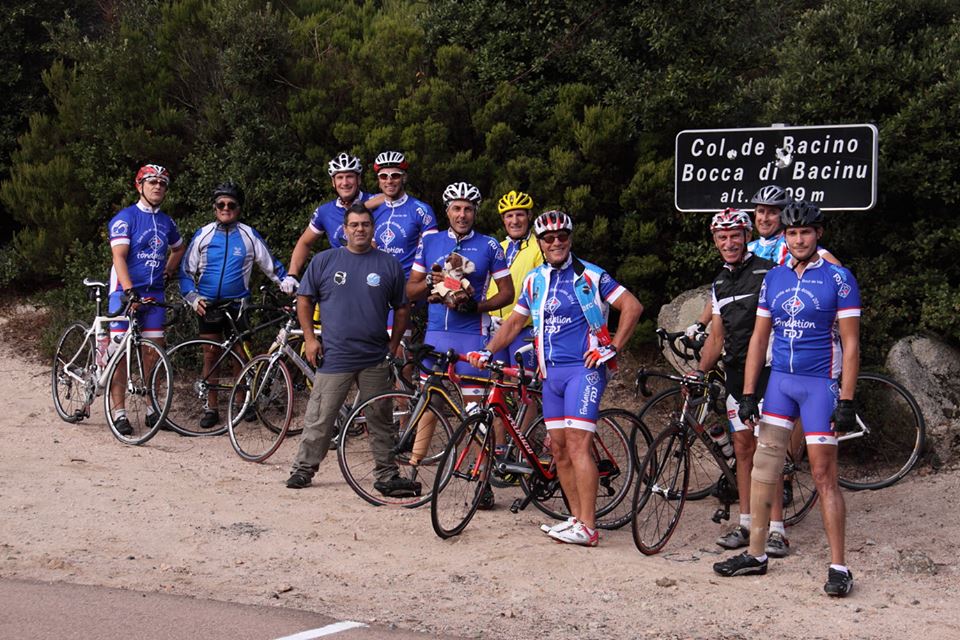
[635,366,724,400]
[655,327,706,362]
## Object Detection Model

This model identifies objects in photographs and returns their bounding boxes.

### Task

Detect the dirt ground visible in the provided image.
[3,306,959,640]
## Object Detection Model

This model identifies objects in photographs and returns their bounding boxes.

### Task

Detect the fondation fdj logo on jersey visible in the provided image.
[782,296,805,316]
[149,235,163,251]
[545,297,561,314]
[379,228,396,246]
[838,283,851,298]
[111,220,129,237]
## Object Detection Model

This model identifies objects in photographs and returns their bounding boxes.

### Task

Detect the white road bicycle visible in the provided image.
[51,278,174,445]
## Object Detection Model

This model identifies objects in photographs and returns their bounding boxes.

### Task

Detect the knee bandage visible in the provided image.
[752,425,791,484]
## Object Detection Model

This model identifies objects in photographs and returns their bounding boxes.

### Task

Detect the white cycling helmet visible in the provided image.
[442,182,482,209]
[533,210,574,237]
[373,151,408,172]
[710,208,753,232]
[327,152,362,176]
[750,185,791,208]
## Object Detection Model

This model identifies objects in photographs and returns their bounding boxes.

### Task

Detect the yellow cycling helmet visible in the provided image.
[497,190,534,215]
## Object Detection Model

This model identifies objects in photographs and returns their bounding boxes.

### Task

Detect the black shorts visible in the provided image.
[724,365,771,403]
[198,302,249,336]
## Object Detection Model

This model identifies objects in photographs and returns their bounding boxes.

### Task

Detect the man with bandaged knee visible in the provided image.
[712,201,860,598]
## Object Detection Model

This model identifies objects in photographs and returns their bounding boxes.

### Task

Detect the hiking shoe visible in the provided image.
[713,552,768,577]
[285,472,312,489]
[765,532,790,557]
[716,524,750,549]
[199,409,220,429]
[549,521,599,547]
[824,567,854,597]
[374,475,422,498]
[114,417,133,436]
[477,485,495,510]
[540,516,577,536]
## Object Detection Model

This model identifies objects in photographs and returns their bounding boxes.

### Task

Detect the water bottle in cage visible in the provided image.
[708,422,736,467]
[95,323,110,368]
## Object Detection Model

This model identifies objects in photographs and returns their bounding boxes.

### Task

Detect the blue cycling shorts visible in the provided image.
[488,325,536,374]
[108,288,166,340]
[761,370,840,445]
[421,331,488,398]
[541,364,607,432]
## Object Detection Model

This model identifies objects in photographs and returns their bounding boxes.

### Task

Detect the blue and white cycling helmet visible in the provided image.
[442,182,482,209]
[327,152,362,176]
[750,185,791,208]
[533,210,574,238]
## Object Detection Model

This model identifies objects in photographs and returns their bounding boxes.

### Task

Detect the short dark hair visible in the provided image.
[343,202,373,227]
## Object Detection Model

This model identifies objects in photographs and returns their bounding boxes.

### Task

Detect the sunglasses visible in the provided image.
[215,201,239,211]
[145,178,169,188]
[539,231,571,245]
[377,172,404,180]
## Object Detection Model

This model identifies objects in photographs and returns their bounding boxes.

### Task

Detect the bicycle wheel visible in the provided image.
[52,322,95,423]
[638,387,723,500]
[164,339,245,436]
[783,441,818,527]
[338,391,454,508]
[631,425,689,555]
[277,337,312,437]
[837,372,926,490]
[431,414,495,538]
[227,354,293,462]
[518,410,635,525]
[593,409,649,530]
[104,338,172,445]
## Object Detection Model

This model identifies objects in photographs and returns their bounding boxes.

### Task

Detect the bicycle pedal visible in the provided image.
[711,506,731,524]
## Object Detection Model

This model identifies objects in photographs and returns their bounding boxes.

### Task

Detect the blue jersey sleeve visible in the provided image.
[108,211,132,247]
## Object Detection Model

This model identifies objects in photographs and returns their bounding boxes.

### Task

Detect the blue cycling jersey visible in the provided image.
[308,192,374,248]
[412,229,509,334]
[514,259,624,368]
[370,194,437,275]
[748,233,789,265]
[108,203,183,292]
[757,258,861,379]
[179,221,287,301]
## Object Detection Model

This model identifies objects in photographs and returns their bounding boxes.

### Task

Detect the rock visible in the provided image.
[885,336,960,462]
[655,577,678,588]
[897,550,938,575]
[656,285,712,373]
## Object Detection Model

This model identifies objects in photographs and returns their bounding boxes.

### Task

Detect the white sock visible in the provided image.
[770,520,785,535]
[754,553,768,562]
[830,564,849,574]
[739,514,752,529]
[112,409,127,419]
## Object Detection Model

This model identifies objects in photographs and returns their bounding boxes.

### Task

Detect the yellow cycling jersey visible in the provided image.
[486,234,543,321]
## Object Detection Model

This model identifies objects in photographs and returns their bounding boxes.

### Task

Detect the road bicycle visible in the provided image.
[225,310,414,463]
[160,289,292,437]
[334,344,477,508]
[430,352,643,538]
[52,278,175,445]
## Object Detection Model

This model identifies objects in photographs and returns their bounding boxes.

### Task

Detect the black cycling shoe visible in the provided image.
[286,472,312,489]
[374,475,422,498]
[199,409,220,429]
[114,417,133,436]
[824,567,854,597]
[713,552,768,577]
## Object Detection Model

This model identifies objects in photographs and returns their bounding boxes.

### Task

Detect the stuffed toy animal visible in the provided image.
[428,252,476,308]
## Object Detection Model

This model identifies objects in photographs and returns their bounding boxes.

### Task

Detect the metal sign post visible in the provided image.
[674,124,878,212]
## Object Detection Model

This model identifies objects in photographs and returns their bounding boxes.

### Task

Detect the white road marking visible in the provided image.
[274,621,367,640]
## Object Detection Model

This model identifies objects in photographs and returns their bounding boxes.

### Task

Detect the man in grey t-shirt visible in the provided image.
[286,205,416,496]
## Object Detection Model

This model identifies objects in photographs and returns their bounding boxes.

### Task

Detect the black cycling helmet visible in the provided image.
[212,182,244,206]
[750,185,791,208]
[780,200,824,228]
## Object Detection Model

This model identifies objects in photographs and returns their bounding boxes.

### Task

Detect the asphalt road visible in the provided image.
[0,578,461,640]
